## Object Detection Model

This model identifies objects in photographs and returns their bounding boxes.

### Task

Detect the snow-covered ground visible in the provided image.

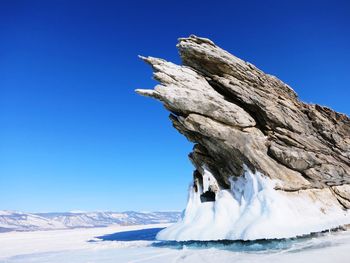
[1,223,350,263]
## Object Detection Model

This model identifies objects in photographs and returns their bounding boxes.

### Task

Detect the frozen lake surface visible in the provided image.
[1,224,349,262]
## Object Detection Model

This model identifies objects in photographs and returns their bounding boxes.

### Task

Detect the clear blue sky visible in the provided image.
[0,0,349,212]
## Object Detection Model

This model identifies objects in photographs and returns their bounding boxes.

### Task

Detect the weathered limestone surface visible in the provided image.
[137,35,350,210]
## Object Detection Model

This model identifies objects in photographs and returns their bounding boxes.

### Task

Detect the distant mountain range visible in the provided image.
[0,210,181,232]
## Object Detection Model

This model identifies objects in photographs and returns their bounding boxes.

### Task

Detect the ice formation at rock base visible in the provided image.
[157,167,350,241]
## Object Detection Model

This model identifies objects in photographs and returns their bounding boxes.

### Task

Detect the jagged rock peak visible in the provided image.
[136,35,350,209]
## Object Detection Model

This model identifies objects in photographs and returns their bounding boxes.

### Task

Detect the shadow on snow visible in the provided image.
[93,227,345,253]
[95,227,165,241]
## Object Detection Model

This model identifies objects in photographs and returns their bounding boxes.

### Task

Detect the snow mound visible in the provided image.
[157,166,350,241]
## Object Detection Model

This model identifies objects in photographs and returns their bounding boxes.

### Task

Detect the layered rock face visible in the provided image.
[137,35,350,240]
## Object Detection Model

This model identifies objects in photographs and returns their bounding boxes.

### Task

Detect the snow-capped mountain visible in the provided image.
[0,210,181,232]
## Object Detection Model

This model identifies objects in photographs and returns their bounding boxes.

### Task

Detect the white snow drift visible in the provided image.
[157,166,350,241]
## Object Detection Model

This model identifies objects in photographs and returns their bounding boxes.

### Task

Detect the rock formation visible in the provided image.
[136,35,350,240]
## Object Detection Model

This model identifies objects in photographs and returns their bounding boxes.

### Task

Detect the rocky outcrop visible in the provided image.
[136,35,350,237]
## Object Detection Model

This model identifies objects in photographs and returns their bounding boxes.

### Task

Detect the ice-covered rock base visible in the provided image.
[157,168,350,241]
[138,35,350,241]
